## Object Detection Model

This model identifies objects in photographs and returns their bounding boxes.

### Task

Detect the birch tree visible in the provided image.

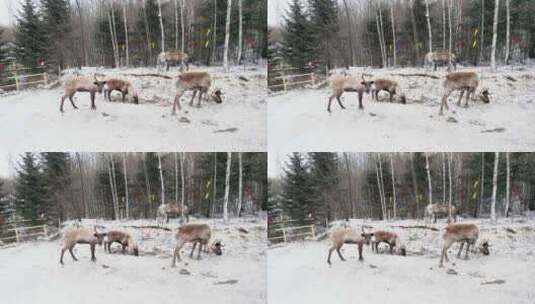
[76,153,87,218]
[174,153,178,204]
[180,0,185,67]
[223,0,232,72]
[343,0,355,66]
[143,153,152,216]
[212,0,218,64]
[378,3,387,67]
[425,153,432,204]
[410,153,420,218]
[478,153,485,217]
[390,2,397,66]
[157,0,165,52]
[505,152,510,217]
[448,0,452,66]
[425,0,433,52]
[479,0,485,64]
[442,153,446,203]
[109,154,119,219]
[490,0,500,70]
[174,0,179,50]
[375,6,386,67]
[180,153,185,221]
[75,0,87,66]
[490,152,499,222]
[123,153,129,219]
[375,156,386,220]
[122,1,129,66]
[442,0,446,50]
[447,153,453,222]
[212,153,217,217]
[107,4,119,67]
[390,153,397,219]
[142,0,152,64]
[110,1,120,66]
[409,0,420,63]
[223,152,232,221]
[237,0,243,64]
[505,0,510,64]
[237,153,243,217]
[158,153,165,206]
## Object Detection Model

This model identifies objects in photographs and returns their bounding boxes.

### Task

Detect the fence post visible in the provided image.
[282,227,287,243]
[311,225,316,238]
[43,224,48,237]
[43,72,48,86]
[14,69,19,91]
[14,226,20,243]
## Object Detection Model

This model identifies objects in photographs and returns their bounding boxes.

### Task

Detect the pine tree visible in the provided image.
[281,153,314,225]
[42,152,72,222]
[15,0,47,68]
[281,0,315,68]
[0,28,7,65]
[309,152,338,226]
[14,153,47,221]
[40,0,72,69]
[308,0,338,70]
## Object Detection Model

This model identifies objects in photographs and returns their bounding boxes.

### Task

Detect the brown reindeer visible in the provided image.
[425,203,458,223]
[372,231,406,256]
[439,72,490,115]
[60,76,107,112]
[371,79,406,104]
[157,203,190,223]
[327,74,375,112]
[171,72,222,114]
[439,223,490,267]
[171,224,222,267]
[158,51,190,71]
[425,51,457,71]
[104,230,139,256]
[60,228,107,264]
[327,227,374,265]
[103,79,139,104]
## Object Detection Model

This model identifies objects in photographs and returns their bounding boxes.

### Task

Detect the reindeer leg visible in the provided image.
[172,91,184,115]
[60,247,66,264]
[197,91,204,108]
[358,243,364,261]
[190,242,197,258]
[336,96,345,109]
[440,90,451,116]
[465,89,473,108]
[172,239,185,267]
[457,242,464,258]
[197,241,203,260]
[327,247,334,265]
[358,91,364,109]
[464,243,471,260]
[189,90,197,107]
[327,96,334,113]
[90,91,96,110]
[69,94,78,109]
[60,95,67,112]
[440,240,453,267]
[122,91,126,103]
[122,243,127,254]
[389,90,394,103]
[90,243,96,262]
[457,90,465,106]
[389,243,394,255]
[69,245,78,261]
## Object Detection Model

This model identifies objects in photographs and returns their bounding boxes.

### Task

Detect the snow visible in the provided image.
[268,216,535,304]
[0,216,267,304]
[0,64,267,152]
[268,64,535,151]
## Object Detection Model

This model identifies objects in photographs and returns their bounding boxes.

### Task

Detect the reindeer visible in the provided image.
[157,203,190,223]
[60,227,107,264]
[171,71,222,115]
[171,223,222,267]
[439,72,490,115]
[103,79,139,104]
[327,227,374,265]
[104,230,139,256]
[371,230,406,256]
[425,51,457,71]
[158,51,190,71]
[371,79,406,104]
[327,74,375,112]
[439,223,490,267]
[425,203,458,223]
[60,75,107,112]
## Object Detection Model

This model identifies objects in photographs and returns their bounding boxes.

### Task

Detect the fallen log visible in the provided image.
[125,225,172,231]
[390,225,440,231]
[390,73,440,79]
[121,73,173,79]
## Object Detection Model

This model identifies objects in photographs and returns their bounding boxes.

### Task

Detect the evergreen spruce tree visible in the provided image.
[307,0,339,70]
[280,0,315,68]
[0,28,7,65]
[15,0,47,68]
[281,153,314,224]
[14,153,47,221]
[41,153,72,223]
[309,152,338,226]
[40,0,72,69]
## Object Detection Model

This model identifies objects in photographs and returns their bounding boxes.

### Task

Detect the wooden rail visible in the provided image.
[0,222,48,244]
[0,65,49,91]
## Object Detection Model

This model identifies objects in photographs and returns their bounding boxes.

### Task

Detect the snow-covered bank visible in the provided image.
[268,65,535,151]
[0,216,267,304]
[268,217,535,304]
[0,65,267,152]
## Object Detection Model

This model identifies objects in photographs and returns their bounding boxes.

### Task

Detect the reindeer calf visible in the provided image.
[327,228,374,265]
[60,228,107,264]
[371,79,406,104]
[104,79,139,104]
[440,72,490,115]
[372,231,406,256]
[172,72,223,115]
[171,223,222,267]
[104,230,139,256]
[327,74,375,112]
[439,223,490,267]
[60,76,107,112]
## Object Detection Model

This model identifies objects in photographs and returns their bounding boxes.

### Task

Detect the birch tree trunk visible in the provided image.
[505,152,510,217]
[490,152,499,222]
[479,0,485,65]
[344,153,355,218]
[378,4,387,67]
[174,153,179,204]
[390,3,397,66]
[212,153,217,217]
[478,153,485,217]
[109,154,119,219]
[108,160,117,219]
[343,0,355,66]
[211,0,218,64]
[377,154,387,220]
[490,0,500,70]
[223,0,232,72]
[448,153,453,222]
[409,0,420,64]
[410,153,420,218]
[110,1,120,67]
[123,153,129,219]
[442,0,446,50]
[237,153,243,217]
[390,154,397,219]
[375,156,386,220]
[158,153,165,206]
[237,0,243,64]
[157,0,165,53]
[180,0,185,67]
[174,0,179,50]
[143,153,152,216]
[180,153,185,221]
[142,0,152,64]
[223,152,232,222]
[375,8,386,68]
[76,153,87,218]
[448,0,452,67]
[75,0,87,66]
[107,7,118,67]
[425,0,433,52]
[442,153,446,203]
[425,153,433,204]
[505,0,510,64]
[122,1,129,66]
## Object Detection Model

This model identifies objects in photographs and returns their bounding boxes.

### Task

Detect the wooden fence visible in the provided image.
[268,216,315,243]
[0,65,49,92]
[268,63,317,92]
[0,219,48,244]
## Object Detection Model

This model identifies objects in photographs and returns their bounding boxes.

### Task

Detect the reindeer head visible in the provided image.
[210,88,223,104]
[211,240,223,256]
[360,74,375,94]
[93,77,107,94]
[398,244,407,256]
[93,232,107,245]
[479,88,490,104]
[478,240,490,255]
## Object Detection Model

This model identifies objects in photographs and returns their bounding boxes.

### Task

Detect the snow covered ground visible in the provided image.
[0,64,267,152]
[268,64,535,151]
[0,216,267,304]
[268,216,535,304]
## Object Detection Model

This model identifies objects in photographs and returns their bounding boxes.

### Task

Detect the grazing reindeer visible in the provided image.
[425,203,458,223]
[439,72,490,115]
[425,51,457,71]
[158,51,190,71]
[371,79,406,104]
[157,203,190,223]
[327,74,375,112]
[172,72,223,115]
[60,76,107,112]
[372,231,406,256]
[104,230,139,256]
[103,79,139,104]
[439,223,490,267]
[171,224,222,267]
[327,227,374,265]
[60,228,107,264]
